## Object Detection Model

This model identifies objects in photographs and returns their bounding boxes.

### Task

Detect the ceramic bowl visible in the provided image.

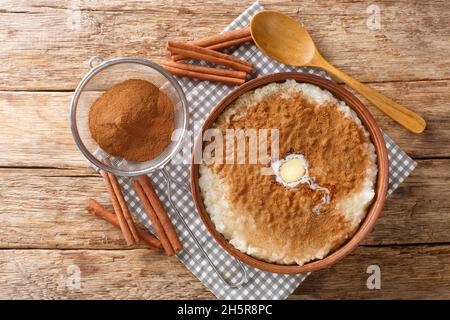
[190,72,389,274]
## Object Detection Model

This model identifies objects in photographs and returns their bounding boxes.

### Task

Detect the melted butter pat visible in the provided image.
[279,158,306,183]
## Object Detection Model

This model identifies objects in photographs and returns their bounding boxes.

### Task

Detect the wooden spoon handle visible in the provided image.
[312,56,426,134]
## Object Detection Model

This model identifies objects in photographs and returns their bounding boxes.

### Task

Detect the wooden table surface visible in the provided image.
[1,0,449,299]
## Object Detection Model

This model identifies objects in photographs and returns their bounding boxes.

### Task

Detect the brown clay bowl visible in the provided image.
[190,72,389,274]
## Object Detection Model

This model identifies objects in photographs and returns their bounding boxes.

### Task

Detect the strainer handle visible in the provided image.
[161,168,248,288]
[88,56,105,69]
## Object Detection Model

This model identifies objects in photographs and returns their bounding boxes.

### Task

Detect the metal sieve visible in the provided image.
[70,56,189,176]
[70,56,247,288]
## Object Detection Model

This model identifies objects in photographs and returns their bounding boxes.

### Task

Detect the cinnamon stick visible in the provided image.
[85,199,161,250]
[137,175,183,253]
[167,41,253,73]
[172,35,253,61]
[162,64,245,86]
[207,35,253,51]
[162,61,247,79]
[101,171,135,246]
[131,179,175,256]
[106,172,141,244]
[188,27,251,47]
[168,40,253,69]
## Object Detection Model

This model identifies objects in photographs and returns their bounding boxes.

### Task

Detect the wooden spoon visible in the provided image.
[250,10,426,134]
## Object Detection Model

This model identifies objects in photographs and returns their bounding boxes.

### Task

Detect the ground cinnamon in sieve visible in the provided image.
[88,79,175,162]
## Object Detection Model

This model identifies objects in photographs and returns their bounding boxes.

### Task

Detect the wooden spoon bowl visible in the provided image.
[190,73,389,274]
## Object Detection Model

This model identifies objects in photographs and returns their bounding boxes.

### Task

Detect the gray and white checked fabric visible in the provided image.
[111,2,416,299]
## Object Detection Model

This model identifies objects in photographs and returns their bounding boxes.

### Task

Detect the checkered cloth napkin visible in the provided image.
[115,1,416,299]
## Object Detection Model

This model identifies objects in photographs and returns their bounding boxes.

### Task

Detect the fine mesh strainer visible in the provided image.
[70,56,247,288]
[70,56,188,176]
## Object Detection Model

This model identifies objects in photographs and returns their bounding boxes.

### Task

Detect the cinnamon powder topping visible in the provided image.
[88,79,175,162]
[201,88,376,264]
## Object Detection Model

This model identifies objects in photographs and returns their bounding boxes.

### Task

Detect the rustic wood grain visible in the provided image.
[0,80,448,170]
[0,92,81,167]
[1,0,449,90]
[0,167,127,249]
[365,159,450,245]
[0,248,213,299]
[291,244,450,299]
[0,0,448,300]
[0,160,449,249]
[353,80,450,158]
[0,245,448,299]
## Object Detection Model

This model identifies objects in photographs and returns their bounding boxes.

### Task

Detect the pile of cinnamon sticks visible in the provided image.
[164,27,254,86]
[86,171,182,256]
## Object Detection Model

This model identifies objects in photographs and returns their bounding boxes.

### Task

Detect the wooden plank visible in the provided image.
[0,245,448,299]
[349,80,450,158]
[0,0,449,90]
[291,244,450,299]
[0,248,213,299]
[0,80,448,170]
[0,167,130,249]
[0,92,82,167]
[0,160,449,249]
[365,159,450,245]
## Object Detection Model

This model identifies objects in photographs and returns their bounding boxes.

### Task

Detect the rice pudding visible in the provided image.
[198,80,377,266]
